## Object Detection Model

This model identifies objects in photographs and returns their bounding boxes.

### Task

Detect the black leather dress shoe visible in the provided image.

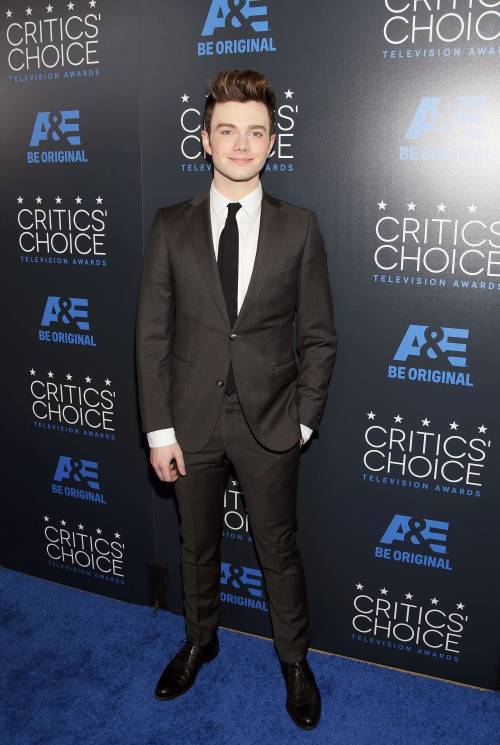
[154,635,219,700]
[281,658,321,729]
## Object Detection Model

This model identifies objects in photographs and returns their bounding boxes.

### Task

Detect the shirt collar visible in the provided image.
[210,180,262,219]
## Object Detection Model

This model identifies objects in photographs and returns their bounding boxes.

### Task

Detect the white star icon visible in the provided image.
[85,376,91,383]
[405,592,413,600]
[114,532,121,539]
[478,424,487,434]
[67,2,74,10]
[181,93,189,103]
[60,519,66,526]
[30,368,35,375]
[6,10,13,18]
[456,602,465,610]
[449,421,459,430]
[75,196,82,204]
[467,204,477,213]
[394,414,403,423]
[43,515,49,522]
[36,196,42,204]
[96,528,102,534]
[356,582,364,590]
[66,373,72,380]
[437,203,447,212]
[17,196,23,203]
[421,418,431,427]
[407,202,416,211]
[104,378,111,386]
[47,370,54,378]
[89,0,97,7]
[46,4,53,12]
[284,89,294,99]
[96,196,103,204]
[77,524,84,530]
[26,7,32,16]
[377,200,387,210]
[380,588,388,595]
[430,597,439,605]
[367,411,376,420]
[55,196,62,204]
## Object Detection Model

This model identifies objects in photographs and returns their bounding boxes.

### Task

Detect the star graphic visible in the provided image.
[407,202,416,211]
[17,196,23,203]
[55,196,62,204]
[77,524,84,530]
[430,597,439,605]
[90,0,97,8]
[96,528,102,534]
[394,414,403,423]
[26,7,32,16]
[43,515,49,522]
[437,203,447,212]
[367,411,376,420]
[377,200,387,210]
[6,10,13,18]
[96,196,103,204]
[114,532,121,539]
[60,519,66,526]
[46,4,53,12]
[85,376,91,383]
[36,196,42,204]
[284,89,294,99]
[405,592,413,600]
[380,587,388,595]
[30,368,35,375]
[421,418,431,427]
[181,93,189,103]
[75,196,82,204]
[68,2,75,10]
[104,378,111,386]
[356,583,364,590]
[478,424,487,434]
[66,373,72,380]
[467,204,477,213]
[48,370,54,378]
[449,421,459,430]
[456,602,465,610]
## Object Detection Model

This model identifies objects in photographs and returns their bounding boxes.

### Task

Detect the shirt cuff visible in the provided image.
[300,422,313,444]
[147,427,177,448]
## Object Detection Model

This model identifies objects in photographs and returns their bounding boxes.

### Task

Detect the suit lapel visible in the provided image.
[186,187,286,330]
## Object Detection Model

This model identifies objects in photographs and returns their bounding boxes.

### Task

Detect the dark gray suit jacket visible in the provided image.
[135,188,337,452]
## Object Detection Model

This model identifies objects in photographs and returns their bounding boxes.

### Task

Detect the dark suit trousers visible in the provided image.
[173,387,309,663]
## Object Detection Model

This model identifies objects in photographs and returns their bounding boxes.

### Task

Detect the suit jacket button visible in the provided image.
[217,379,224,387]
[229,333,237,340]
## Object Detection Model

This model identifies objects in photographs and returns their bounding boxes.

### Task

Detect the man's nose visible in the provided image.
[233,134,249,150]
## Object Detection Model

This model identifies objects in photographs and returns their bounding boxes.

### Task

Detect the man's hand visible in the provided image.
[150,442,186,482]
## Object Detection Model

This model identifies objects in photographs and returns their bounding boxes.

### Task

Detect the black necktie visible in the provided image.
[217,202,241,394]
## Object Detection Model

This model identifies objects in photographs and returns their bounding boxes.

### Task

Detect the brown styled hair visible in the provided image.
[204,69,276,136]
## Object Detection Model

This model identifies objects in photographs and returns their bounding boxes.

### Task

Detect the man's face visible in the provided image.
[201,100,275,184]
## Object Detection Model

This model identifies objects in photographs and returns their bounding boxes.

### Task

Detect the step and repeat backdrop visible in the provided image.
[2,0,500,690]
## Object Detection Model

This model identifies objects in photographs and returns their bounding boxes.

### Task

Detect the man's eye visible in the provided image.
[251,131,263,137]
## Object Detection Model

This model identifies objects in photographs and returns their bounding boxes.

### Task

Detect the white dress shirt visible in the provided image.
[146,180,313,448]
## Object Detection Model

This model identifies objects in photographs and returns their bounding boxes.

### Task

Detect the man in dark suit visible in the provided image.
[135,69,337,730]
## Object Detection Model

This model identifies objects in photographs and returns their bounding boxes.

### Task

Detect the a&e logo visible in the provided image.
[52,455,107,505]
[198,0,276,56]
[388,324,473,387]
[220,561,268,612]
[39,296,96,347]
[375,514,452,571]
[28,109,88,164]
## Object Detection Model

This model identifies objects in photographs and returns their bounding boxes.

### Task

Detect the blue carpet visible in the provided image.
[1,564,499,745]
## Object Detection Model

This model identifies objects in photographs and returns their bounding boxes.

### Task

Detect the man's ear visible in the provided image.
[201,129,211,156]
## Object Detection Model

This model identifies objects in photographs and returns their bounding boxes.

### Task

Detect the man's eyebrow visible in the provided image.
[215,123,267,130]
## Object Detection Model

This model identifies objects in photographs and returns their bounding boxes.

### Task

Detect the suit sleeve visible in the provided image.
[135,208,175,434]
[295,210,337,431]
